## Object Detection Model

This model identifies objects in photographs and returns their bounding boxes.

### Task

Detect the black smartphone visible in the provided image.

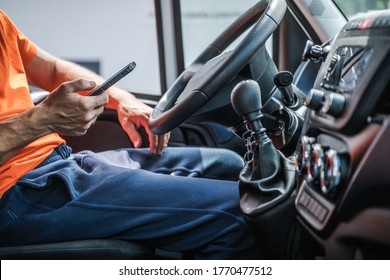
[88,61,136,96]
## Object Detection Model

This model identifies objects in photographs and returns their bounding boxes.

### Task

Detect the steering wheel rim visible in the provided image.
[149,0,287,135]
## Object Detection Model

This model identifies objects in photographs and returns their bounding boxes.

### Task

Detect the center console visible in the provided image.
[294,10,390,258]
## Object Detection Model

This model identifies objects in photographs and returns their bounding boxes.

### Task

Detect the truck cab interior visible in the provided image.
[1,0,389,260]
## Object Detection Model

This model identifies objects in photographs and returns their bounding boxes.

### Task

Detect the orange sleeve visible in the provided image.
[0,11,65,197]
[0,10,37,65]
[18,30,37,65]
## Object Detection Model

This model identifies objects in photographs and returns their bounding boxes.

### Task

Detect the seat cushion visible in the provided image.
[0,239,153,260]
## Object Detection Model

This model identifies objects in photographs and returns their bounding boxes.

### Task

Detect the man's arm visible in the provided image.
[0,79,107,165]
[25,47,169,155]
[25,47,142,112]
[0,105,50,165]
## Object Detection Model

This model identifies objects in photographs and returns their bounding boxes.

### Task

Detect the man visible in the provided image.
[0,10,259,259]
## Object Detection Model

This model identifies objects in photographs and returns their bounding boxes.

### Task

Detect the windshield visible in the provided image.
[333,0,390,19]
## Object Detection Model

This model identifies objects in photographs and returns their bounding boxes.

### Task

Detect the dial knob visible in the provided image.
[295,136,315,175]
[306,89,325,111]
[321,93,346,117]
[321,149,342,195]
[307,143,324,183]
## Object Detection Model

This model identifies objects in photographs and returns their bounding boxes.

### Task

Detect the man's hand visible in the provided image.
[25,47,169,155]
[37,79,109,136]
[116,97,170,155]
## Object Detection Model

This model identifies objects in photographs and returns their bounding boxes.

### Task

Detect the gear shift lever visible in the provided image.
[230,80,297,257]
[231,80,264,134]
[231,80,277,178]
[230,79,296,215]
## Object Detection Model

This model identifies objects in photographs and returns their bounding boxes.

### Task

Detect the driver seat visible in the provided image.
[0,92,154,260]
[0,239,153,260]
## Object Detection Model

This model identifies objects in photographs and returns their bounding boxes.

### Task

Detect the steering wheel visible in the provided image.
[149,0,287,135]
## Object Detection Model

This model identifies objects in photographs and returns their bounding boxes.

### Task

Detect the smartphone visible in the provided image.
[88,61,136,96]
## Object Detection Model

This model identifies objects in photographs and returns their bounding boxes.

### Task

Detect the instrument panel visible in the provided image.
[294,10,390,258]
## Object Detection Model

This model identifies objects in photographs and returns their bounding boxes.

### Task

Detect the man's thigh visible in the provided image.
[0,155,247,254]
[85,147,244,180]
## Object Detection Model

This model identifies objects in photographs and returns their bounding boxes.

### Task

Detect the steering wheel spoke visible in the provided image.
[149,0,287,135]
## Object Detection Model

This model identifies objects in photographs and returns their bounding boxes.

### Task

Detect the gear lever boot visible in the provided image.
[231,80,297,258]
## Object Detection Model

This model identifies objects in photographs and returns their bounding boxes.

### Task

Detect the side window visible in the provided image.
[333,0,390,18]
[2,0,161,96]
[180,0,266,67]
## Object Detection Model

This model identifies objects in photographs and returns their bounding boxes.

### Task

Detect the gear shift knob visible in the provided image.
[231,80,263,133]
[231,80,262,115]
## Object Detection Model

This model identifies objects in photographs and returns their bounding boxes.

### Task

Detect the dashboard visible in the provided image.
[294,10,390,259]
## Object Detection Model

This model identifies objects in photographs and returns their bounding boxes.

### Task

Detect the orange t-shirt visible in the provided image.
[0,11,65,197]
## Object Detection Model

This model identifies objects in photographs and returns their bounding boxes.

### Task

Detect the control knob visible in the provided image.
[302,40,331,63]
[295,136,316,175]
[321,93,346,117]
[306,89,325,111]
[321,149,342,195]
[307,143,324,183]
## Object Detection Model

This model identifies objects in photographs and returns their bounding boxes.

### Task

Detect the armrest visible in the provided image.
[31,91,49,105]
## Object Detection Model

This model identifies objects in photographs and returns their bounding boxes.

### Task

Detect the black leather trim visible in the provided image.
[0,239,153,260]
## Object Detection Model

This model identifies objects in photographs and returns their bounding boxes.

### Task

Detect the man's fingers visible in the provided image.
[148,130,170,155]
[124,122,143,148]
[155,133,169,156]
[90,93,109,109]
[55,79,108,108]
[58,79,96,93]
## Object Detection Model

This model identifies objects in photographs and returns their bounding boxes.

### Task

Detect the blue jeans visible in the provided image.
[0,145,260,259]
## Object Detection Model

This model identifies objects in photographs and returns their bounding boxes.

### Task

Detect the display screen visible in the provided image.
[321,46,373,92]
[339,48,373,91]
